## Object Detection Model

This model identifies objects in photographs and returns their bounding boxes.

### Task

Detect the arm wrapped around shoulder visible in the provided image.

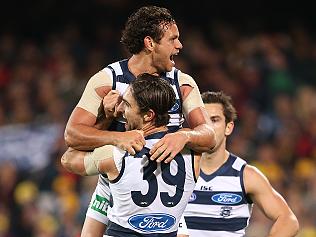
[84,145,114,175]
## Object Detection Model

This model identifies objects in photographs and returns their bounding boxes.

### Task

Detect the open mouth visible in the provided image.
[124,117,129,130]
[170,55,175,64]
[170,52,179,64]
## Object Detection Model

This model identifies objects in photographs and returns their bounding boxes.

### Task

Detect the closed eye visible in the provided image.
[122,98,130,107]
[210,116,221,123]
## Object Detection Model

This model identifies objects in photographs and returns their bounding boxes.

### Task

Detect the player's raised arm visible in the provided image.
[64,70,145,152]
[64,70,114,150]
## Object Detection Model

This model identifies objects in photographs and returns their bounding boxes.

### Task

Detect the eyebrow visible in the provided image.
[210,115,221,120]
[122,97,130,106]
[170,34,179,40]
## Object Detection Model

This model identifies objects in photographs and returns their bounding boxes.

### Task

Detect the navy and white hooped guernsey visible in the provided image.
[103,59,184,133]
[184,154,253,237]
[97,59,184,213]
[97,59,185,214]
[106,131,196,236]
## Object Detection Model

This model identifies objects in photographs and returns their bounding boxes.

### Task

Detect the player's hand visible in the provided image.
[149,132,189,163]
[114,130,145,155]
[103,90,122,118]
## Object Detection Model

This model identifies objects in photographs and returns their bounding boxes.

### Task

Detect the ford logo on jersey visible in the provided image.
[169,101,180,113]
[128,213,176,232]
[211,193,242,204]
[189,192,197,202]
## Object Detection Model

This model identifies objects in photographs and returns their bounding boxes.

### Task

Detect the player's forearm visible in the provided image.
[64,124,120,150]
[179,124,216,153]
[267,213,299,237]
[61,148,87,176]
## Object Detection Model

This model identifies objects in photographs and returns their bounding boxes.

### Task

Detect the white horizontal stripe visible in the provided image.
[169,113,183,118]
[196,176,242,191]
[188,228,245,237]
[184,203,252,219]
[167,120,184,127]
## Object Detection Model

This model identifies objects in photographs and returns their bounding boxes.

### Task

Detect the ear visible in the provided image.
[144,36,155,52]
[143,109,155,122]
[225,121,234,136]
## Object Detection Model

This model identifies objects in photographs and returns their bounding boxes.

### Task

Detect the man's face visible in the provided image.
[152,23,183,72]
[117,87,143,131]
[205,103,234,151]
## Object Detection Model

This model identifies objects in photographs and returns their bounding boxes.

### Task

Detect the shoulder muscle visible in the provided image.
[77,70,113,116]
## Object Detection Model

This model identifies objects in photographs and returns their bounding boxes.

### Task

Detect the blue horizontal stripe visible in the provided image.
[189,191,247,206]
[167,126,180,132]
[116,75,133,83]
[185,216,248,231]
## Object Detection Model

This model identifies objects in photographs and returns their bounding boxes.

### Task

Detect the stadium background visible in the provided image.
[0,0,315,236]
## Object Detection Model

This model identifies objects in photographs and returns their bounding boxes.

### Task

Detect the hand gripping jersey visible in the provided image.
[183,154,253,237]
[85,59,185,225]
[106,131,197,237]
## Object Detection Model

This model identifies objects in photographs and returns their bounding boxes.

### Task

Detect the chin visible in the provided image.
[165,65,173,72]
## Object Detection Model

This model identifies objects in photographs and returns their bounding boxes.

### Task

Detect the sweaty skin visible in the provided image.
[66,69,216,158]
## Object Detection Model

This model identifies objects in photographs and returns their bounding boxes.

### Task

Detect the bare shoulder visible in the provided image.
[243,165,271,194]
[244,164,268,180]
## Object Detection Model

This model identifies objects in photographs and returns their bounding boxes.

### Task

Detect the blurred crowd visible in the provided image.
[1,13,316,237]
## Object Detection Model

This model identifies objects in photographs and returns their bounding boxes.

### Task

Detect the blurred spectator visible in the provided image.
[1,2,316,236]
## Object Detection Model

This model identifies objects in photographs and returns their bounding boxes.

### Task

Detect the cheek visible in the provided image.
[124,109,132,120]
[213,124,226,136]
[126,110,137,122]
[155,45,168,57]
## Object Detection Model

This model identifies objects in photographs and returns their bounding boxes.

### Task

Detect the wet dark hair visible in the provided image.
[201,91,237,123]
[130,73,176,127]
[121,6,175,54]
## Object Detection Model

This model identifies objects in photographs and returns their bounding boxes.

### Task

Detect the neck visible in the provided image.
[142,123,168,137]
[201,147,230,175]
[129,54,159,77]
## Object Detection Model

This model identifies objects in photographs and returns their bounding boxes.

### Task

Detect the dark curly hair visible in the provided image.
[130,73,176,127]
[121,6,175,54]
